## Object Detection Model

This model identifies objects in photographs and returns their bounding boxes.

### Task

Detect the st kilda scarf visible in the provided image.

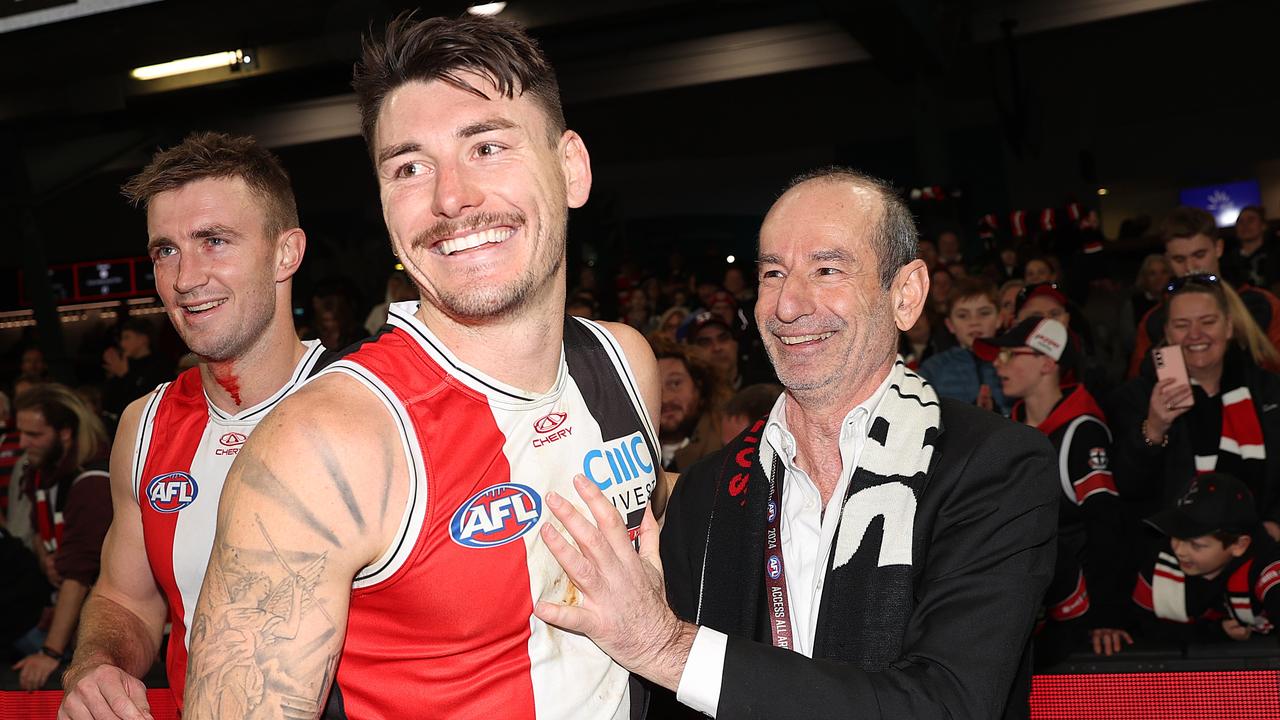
[1187,371,1266,496]
[697,359,940,669]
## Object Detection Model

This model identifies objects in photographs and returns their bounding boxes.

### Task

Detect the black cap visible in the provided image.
[973,316,1076,368]
[1145,473,1259,539]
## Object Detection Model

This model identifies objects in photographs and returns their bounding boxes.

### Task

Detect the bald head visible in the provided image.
[765,167,917,289]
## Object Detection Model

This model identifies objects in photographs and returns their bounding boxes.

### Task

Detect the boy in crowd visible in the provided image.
[976,317,1130,660]
[1135,473,1280,643]
[918,277,1011,414]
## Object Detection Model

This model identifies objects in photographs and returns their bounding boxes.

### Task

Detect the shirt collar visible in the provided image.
[763,370,894,467]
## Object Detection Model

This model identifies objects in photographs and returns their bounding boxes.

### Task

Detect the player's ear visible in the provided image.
[276,229,306,282]
[559,130,592,210]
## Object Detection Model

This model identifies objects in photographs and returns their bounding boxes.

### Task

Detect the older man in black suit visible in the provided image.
[536,167,1059,719]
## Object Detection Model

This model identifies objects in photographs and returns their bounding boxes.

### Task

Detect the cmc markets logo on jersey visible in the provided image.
[449,483,542,548]
[582,431,656,544]
[582,431,655,491]
[217,432,247,456]
[146,472,198,513]
[531,411,572,448]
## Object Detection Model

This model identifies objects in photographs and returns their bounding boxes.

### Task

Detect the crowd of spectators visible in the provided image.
[4,200,1280,691]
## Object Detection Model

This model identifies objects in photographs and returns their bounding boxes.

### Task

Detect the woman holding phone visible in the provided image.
[1109,274,1280,541]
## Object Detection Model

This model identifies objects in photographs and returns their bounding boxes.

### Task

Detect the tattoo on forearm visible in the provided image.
[186,515,338,720]
[234,450,342,547]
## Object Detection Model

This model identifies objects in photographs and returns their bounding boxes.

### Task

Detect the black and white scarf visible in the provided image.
[697,359,941,669]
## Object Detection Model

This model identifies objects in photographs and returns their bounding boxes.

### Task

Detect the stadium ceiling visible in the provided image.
[0,0,1214,194]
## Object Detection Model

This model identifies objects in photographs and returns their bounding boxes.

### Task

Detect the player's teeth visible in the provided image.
[438,227,514,255]
[187,299,225,313]
[779,332,833,345]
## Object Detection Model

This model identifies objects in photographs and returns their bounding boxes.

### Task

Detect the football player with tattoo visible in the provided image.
[185,14,663,720]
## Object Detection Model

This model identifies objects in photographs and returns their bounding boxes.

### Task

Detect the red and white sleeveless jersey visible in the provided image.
[319,302,659,720]
[133,341,325,708]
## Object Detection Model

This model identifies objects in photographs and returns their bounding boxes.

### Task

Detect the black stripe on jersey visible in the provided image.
[563,318,658,463]
[388,305,534,402]
[310,326,395,377]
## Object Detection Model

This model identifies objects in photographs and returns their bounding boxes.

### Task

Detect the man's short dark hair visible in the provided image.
[782,167,918,289]
[1158,206,1217,245]
[352,12,566,158]
[946,277,998,311]
[121,132,299,241]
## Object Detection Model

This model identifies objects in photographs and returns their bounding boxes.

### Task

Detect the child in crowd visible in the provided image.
[975,317,1130,661]
[1135,473,1280,644]
[918,277,1011,414]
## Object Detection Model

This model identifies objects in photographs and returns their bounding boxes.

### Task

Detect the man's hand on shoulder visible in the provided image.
[59,661,153,720]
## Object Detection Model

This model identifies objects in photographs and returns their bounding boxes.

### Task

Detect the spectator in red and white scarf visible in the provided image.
[1108,275,1280,545]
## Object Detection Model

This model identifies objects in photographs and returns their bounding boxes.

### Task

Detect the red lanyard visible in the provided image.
[765,456,795,650]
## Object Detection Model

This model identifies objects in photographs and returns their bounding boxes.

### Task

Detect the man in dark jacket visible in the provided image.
[534,168,1059,719]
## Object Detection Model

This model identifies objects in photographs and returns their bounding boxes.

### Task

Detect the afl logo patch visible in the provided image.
[767,555,782,580]
[146,472,198,513]
[449,483,542,548]
[534,412,567,434]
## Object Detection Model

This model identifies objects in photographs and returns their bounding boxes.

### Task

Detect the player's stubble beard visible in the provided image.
[408,206,567,321]
[175,265,277,363]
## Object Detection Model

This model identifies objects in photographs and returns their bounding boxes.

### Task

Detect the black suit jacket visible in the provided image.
[659,399,1059,719]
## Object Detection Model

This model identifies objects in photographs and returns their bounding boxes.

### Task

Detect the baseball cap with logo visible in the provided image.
[972,316,1073,365]
[1145,473,1259,539]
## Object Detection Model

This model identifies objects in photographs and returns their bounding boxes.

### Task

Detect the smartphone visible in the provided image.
[1152,345,1193,409]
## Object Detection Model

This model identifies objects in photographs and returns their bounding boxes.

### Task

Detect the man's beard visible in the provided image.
[38,437,68,477]
[660,405,701,443]
[409,209,565,321]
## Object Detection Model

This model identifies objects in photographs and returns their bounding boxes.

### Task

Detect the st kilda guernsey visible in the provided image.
[315,301,659,720]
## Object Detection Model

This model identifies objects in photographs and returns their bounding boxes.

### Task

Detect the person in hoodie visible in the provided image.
[919,276,1011,414]
[976,317,1131,663]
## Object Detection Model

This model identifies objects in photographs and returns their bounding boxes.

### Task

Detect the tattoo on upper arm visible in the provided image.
[234,450,342,547]
[186,514,340,720]
[310,431,366,532]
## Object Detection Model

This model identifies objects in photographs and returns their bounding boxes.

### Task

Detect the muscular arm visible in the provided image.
[183,378,405,720]
[61,397,168,716]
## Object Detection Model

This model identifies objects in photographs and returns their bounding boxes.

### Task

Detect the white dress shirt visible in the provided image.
[675,373,893,717]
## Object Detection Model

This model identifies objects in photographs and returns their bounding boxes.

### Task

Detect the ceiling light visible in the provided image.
[467,2,507,16]
[726,255,736,264]
[1096,187,1109,196]
[131,50,245,81]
